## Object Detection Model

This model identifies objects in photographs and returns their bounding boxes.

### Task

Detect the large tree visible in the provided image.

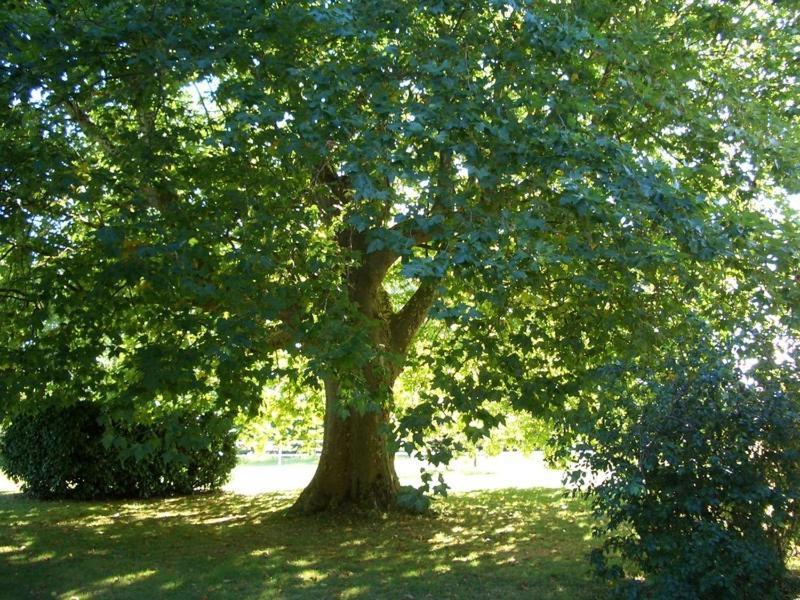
[1,0,798,512]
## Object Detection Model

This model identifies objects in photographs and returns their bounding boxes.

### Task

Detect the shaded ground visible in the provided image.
[0,488,605,599]
[3,456,795,598]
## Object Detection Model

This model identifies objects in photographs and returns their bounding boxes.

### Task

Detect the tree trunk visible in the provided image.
[290,236,437,514]
[291,378,400,513]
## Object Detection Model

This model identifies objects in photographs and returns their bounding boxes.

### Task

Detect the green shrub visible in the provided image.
[0,402,238,500]
[572,347,800,599]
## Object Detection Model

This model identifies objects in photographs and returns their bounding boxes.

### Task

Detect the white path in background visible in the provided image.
[0,452,564,496]
[225,451,563,495]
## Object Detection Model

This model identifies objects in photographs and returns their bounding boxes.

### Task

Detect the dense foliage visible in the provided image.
[0,402,237,499]
[1,0,798,513]
[566,340,800,599]
[1,4,799,595]
[236,375,324,455]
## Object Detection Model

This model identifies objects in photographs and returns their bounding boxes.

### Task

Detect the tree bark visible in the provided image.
[291,377,400,513]
[291,211,439,514]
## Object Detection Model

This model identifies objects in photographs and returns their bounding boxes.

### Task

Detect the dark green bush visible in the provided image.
[571,347,800,599]
[0,402,238,500]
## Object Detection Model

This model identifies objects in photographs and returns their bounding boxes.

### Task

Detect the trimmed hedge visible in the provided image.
[0,402,237,499]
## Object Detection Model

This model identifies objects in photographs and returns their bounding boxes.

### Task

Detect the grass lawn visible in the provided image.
[0,487,607,599]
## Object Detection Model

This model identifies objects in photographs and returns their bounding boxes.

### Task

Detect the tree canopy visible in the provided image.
[1,0,798,511]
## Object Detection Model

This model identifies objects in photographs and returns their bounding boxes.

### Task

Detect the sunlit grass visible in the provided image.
[4,465,797,599]
[0,488,606,599]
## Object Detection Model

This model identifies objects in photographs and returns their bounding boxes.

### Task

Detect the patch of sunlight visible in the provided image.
[0,472,19,493]
[427,532,457,551]
[401,569,422,579]
[9,551,55,564]
[201,515,243,525]
[100,569,158,587]
[452,551,482,564]
[339,586,368,598]
[494,543,517,555]
[298,569,328,583]
[150,505,209,521]
[160,580,183,591]
[68,513,130,528]
[289,558,314,568]
[493,525,515,535]
[433,564,451,574]
[152,511,184,520]
[250,549,272,558]
[64,569,157,597]
[339,538,366,548]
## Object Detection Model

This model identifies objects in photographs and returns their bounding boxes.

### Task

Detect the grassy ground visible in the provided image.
[0,488,606,599]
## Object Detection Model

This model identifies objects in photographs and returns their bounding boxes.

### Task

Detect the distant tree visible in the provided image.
[237,374,324,456]
[1,0,797,513]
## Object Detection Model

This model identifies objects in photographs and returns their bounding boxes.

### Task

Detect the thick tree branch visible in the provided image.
[0,287,35,302]
[64,100,116,156]
[311,159,351,223]
[64,99,173,211]
[389,279,440,354]
[260,307,301,353]
[387,219,435,247]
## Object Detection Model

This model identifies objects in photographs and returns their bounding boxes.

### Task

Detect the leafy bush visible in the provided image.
[571,347,800,599]
[0,402,237,500]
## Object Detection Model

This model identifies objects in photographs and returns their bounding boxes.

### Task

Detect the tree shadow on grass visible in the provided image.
[0,488,605,599]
